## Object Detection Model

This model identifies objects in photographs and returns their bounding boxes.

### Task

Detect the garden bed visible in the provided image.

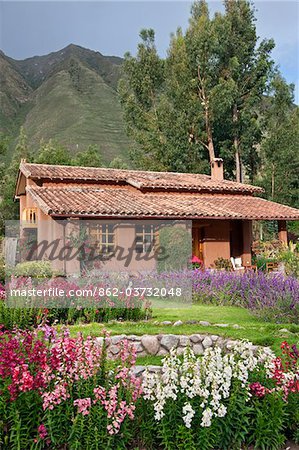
[0,326,298,449]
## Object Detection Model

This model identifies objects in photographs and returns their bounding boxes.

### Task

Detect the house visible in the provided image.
[14,159,299,274]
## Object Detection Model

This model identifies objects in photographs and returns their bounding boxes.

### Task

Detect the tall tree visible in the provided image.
[72,145,102,167]
[213,0,275,181]
[120,0,275,180]
[118,29,166,170]
[0,128,31,233]
[34,140,72,165]
[260,76,298,207]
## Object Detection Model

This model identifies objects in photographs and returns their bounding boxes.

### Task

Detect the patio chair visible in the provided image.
[266,262,279,273]
[230,257,245,271]
[244,264,257,273]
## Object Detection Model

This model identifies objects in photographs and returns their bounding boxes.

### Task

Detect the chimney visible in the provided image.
[211,158,224,181]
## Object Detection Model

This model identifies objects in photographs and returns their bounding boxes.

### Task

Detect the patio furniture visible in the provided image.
[245,264,257,273]
[266,262,279,273]
[230,257,245,271]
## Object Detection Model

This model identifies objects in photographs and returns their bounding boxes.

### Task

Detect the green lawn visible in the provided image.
[66,304,299,360]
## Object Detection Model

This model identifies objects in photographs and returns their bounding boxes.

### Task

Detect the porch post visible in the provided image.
[242,220,252,266]
[278,220,288,244]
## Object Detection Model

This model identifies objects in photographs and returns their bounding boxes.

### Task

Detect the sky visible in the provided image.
[0,1,298,103]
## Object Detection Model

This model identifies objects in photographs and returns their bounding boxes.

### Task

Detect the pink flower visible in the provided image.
[38,424,48,440]
[249,382,266,398]
[74,398,91,415]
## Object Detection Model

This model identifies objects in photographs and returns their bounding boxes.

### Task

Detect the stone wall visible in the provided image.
[96,333,258,359]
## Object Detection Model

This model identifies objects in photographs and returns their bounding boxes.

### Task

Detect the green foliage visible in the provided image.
[34,139,73,165]
[0,302,149,331]
[249,393,286,450]
[157,226,191,271]
[72,144,102,167]
[12,260,54,278]
[0,250,5,284]
[0,303,45,330]
[109,157,129,169]
[277,242,299,278]
[120,0,275,181]
[0,127,31,234]
[1,45,130,164]
[213,257,232,271]
[260,76,299,208]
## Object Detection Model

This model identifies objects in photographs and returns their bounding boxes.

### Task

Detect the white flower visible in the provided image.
[201,407,213,427]
[182,402,195,428]
[217,404,227,418]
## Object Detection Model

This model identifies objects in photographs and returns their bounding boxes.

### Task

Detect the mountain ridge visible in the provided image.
[0,44,130,164]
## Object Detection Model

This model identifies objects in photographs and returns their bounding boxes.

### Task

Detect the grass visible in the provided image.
[65,303,299,361]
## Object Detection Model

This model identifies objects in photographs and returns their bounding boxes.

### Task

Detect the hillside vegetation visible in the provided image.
[0,44,130,163]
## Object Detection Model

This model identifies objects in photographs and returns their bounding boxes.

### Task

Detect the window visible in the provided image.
[135,224,156,253]
[88,223,115,253]
[22,208,37,227]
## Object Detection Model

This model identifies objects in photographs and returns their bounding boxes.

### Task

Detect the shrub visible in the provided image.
[277,241,299,278]
[212,257,232,271]
[157,226,191,271]
[13,260,55,278]
[0,254,5,284]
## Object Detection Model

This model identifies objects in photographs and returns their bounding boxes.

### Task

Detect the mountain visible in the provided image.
[0,45,131,163]
[0,51,32,132]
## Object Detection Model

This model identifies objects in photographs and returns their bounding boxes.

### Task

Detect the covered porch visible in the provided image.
[192,219,288,269]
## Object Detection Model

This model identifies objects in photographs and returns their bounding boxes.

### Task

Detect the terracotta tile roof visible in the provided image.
[19,162,263,194]
[27,186,299,220]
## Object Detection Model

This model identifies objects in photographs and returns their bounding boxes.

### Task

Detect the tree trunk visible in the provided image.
[233,104,242,182]
[271,163,275,199]
[205,104,215,163]
[197,66,215,164]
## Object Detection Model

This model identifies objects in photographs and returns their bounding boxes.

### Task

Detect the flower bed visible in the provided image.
[1,326,298,449]
[191,270,299,323]
[0,276,151,330]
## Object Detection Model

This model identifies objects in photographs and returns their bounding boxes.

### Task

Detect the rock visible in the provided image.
[279,328,290,333]
[190,334,202,343]
[215,337,225,348]
[131,366,146,376]
[96,337,104,346]
[214,323,229,328]
[199,321,211,327]
[161,321,172,325]
[109,345,120,356]
[173,320,183,327]
[133,342,145,353]
[157,347,169,356]
[147,365,163,373]
[128,335,141,341]
[193,343,204,355]
[111,335,126,345]
[160,334,179,350]
[185,320,198,325]
[141,335,160,355]
[232,324,241,329]
[202,336,213,349]
[179,336,190,346]
[176,346,186,355]
[211,335,219,342]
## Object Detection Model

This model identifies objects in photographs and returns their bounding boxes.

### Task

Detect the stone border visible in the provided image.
[96,333,258,359]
